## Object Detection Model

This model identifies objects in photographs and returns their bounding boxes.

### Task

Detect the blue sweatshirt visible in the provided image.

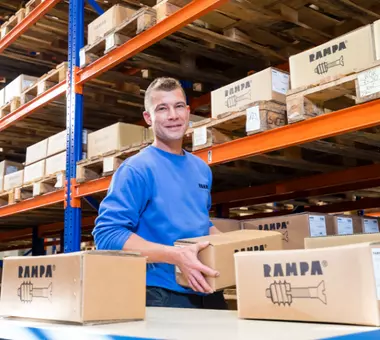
[92,145,213,294]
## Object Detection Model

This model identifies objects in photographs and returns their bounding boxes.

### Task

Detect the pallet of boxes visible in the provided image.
[187,67,289,151]
[287,20,380,123]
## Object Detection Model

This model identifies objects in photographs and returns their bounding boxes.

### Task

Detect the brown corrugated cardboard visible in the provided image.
[24,160,45,184]
[88,122,146,158]
[374,20,380,60]
[242,213,334,250]
[234,242,380,326]
[47,129,88,157]
[0,161,23,192]
[211,67,289,118]
[289,25,375,89]
[4,75,37,104]
[45,152,65,176]
[88,4,136,45]
[25,139,48,165]
[305,233,380,249]
[0,251,146,324]
[210,218,241,233]
[175,230,282,291]
[332,215,362,235]
[3,170,23,191]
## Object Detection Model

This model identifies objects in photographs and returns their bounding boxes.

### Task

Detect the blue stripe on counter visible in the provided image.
[322,329,380,339]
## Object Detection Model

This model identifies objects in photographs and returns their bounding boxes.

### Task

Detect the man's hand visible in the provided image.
[174,241,219,294]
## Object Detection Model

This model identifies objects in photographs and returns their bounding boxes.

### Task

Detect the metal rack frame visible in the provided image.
[0,0,380,252]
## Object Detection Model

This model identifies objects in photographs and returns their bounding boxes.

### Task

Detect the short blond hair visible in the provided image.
[144,77,186,113]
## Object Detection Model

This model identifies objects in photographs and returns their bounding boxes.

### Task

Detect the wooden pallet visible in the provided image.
[76,143,150,183]
[286,61,380,124]
[79,7,156,68]
[0,97,21,118]
[186,101,286,151]
[25,0,44,16]
[21,62,68,105]
[0,190,15,207]
[15,171,65,201]
[0,9,25,38]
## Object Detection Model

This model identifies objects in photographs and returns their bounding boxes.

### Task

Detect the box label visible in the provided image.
[337,217,353,235]
[308,215,327,237]
[364,219,379,233]
[357,67,380,98]
[246,106,260,132]
[338,217,354,235]
[193,126,207,146]
[371,248,380,300]
[271,70,289,95]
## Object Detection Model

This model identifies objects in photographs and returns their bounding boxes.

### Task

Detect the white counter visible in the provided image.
[0,307,379,340]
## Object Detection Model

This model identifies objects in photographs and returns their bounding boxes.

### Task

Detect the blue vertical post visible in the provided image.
[65,0,85,253]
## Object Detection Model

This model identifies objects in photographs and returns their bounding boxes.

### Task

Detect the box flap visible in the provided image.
[176,230,282,246]
[83,250,143,257]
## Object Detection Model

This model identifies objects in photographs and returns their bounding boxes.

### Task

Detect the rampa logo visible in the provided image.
[264,261,327,277]
[309,41,347,63]
[224,80,251,97]
[234,244,266,253]
[258,221,288,231]
[18,265,54,278]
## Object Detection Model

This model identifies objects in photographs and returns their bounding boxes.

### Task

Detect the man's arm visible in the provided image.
[93,163,219,294]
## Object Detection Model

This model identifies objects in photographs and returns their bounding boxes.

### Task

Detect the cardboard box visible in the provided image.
[0,88,4,107]
[0,159,23,191]
[45,152,65,176]
[88,4,136,45]
[374,20,380,60]
[25,139,48,165]
[175,230,283,291]
[290,25,375,89]
[0,251,146,323]
[211,67,289,118]
[88,122,146,158]
[210,218,241,233]
[234,242,380,326]
[332,215,362,235]
[242,213,334,250]
[24,160,45,184]
[3,170,23,191]
[305,233,380,249]
[47,129,88,157]
[4,75,38,104]
[154,0,179,22]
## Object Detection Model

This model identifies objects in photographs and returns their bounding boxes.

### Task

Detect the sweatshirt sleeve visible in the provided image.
[92,163,150,250]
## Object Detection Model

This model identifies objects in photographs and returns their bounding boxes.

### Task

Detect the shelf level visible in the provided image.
[0,81,66,132]
[193,99,380,165]
[77,0,230,84]
[0,190,64,218]
[0,0,61,53]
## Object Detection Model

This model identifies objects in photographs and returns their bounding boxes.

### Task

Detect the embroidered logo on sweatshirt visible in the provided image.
[198,183,209,189]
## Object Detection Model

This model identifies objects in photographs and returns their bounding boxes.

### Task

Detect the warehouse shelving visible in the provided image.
[0,0,380,252]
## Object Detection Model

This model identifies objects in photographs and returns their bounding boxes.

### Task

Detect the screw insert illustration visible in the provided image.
[314,56,344,75]
[265,280,326,305]
[225,91,251,108]
[17,281,53,303]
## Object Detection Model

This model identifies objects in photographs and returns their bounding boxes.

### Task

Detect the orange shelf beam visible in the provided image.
[74,177,112,197]
[194,99,380,165]
[0,81,66,132]
[0,0,61,53]
[77,0,229,84]
[0,190,64,218]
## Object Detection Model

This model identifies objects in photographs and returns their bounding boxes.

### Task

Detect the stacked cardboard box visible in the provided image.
[0,161,24,192]
[87,122,147,158]
[24,130,89,184]
[4,74,38,104]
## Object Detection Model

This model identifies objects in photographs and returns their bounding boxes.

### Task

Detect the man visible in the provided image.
[92,77,227,309]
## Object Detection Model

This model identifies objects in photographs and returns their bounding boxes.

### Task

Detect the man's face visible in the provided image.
[143,88,190,142]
